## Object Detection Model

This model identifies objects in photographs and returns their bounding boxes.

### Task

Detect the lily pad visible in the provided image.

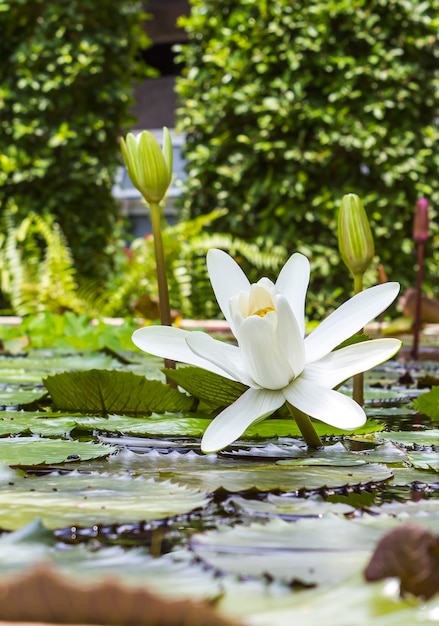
[44,369,193,414]
[191,515,394,586]
[373,430,439,448]
[0,412,78,436]
[0,472,209,530]
[0,437,116,466]
[0,388,47,407]
[0,522,224,601]
[229,494,355,518]
[407,451,439,472]
[104,451,394,493]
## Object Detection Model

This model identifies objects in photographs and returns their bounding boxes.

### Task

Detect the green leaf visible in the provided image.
[111,452,393,493]
[163,366,247,408]
[191,516,392,586]
[0,526,223,602]
[0,473,209,530]
[0,388,47,407]
[413,386,439,419]
[0,437,116,466]
[0,412,77,436]
[43,370,192,414]
[372,430,439,448]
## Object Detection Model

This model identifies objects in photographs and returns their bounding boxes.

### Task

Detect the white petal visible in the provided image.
[132,326,234,378]
[201,388,284,453]
[283,377,366,429]
[185,331,252,385]
[206,249,250,334]
[302,338,402,388]
[304,282,400,363]
[275,253,310,337]
[236,314,294,389]
[274,294,305,376]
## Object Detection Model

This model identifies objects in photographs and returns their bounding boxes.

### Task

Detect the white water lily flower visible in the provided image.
[132,249,401,453]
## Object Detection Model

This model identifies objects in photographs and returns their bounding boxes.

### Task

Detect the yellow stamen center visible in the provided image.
[253,306,275,317]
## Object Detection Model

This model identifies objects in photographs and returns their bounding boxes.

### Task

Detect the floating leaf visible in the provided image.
[0,563,237,626]
[191,516,392,586]
[0,524,225,602]
[44,370,192,414]
[374,430,439,448]
[108,452,393,493]
[407,451,439,472]
[0,388,47,407]
[0,437,116,466]
[0,472,209,530]
[0,411,77,436]
[229,494,355,518]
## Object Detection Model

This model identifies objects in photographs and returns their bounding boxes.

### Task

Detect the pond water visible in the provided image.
[0,346,438,625]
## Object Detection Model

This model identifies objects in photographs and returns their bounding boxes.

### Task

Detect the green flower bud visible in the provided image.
[120,128,173,204]
[338,193,375,277]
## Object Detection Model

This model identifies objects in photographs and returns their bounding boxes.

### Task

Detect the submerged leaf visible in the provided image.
[44,369,192,414]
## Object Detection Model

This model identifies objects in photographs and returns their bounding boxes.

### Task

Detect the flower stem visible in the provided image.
[353,272,364,406]
[149,200,175,371]
[286,402,322,448]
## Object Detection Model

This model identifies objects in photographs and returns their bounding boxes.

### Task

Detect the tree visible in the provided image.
[0,0,153,280]
[176,0,439,317]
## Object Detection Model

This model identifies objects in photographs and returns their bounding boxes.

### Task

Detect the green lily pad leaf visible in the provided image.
[71,414,382,440]
[372,430,439,448]
[111,452,393,492]
[0,437,116,466]
[369,498,439,519]
[274,441,408,467]
[413,387,439,419]
[0,388,47,407]
[0,370,44,384]
[227,572,422,626]
[0,472,209,530]
[407,451,439,472]
[163,366,247,408]
[79,414,211,437]
[229,494,355,518]
[0,352,121,384]
[390,467,439,486]
[0,526,224,602]
[277,442,368,467]
[0,412,78,437]
[191,516,392,586]
[44,370,192,414]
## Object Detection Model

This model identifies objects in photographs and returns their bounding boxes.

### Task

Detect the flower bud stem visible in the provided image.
[149,201,175,372]
[353,273,364,407]
[286,402,322,448]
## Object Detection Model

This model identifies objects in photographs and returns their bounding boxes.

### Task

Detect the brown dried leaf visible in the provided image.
[0,563,239,626]
[364,524,439,599]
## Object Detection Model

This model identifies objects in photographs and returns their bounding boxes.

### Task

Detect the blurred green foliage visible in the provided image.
[0,0,152,280]
[176,0,439,318]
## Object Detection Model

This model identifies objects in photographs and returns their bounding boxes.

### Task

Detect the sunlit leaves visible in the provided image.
[44,370,193,414]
